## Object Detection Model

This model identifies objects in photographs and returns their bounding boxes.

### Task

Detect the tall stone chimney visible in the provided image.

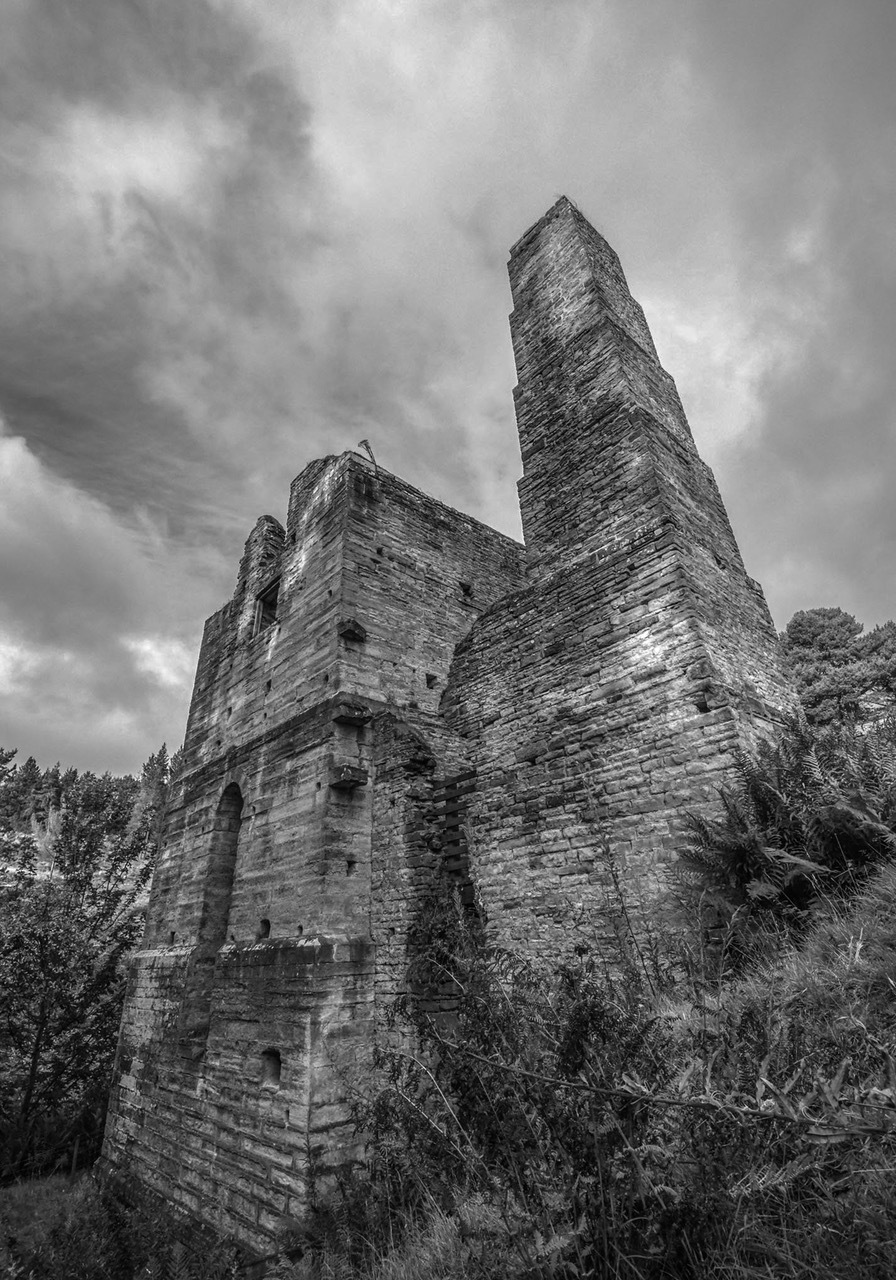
[441,197,795,945]
[512,196,703,568]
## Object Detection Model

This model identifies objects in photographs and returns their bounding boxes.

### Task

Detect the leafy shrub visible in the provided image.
[681,717,896,954]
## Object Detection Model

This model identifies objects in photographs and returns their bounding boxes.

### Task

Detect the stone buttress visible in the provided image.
[101,197,794,1255]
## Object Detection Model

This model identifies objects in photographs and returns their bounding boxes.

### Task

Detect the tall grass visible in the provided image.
[289,858,896,1280]
[0,1175,243,1280]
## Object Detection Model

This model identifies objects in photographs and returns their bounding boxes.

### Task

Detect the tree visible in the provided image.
[782,607,896,725]
[0,748,174,1179]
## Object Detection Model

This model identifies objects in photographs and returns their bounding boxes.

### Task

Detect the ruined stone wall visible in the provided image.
[368,712,475,1023]
[145,464,345,946]
[440,515,739,950]
[103,936,372,1255]
[105,451,525,1257]
[105,197,796,1256]
[333,461,527,713]
[146,453,523,951]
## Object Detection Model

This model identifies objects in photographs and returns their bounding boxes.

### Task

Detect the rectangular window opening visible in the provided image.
[254,578,280,635]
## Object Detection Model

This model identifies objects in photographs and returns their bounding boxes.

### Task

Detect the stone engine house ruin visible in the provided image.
[102,198,794,1254]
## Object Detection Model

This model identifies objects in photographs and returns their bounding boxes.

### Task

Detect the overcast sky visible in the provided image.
[1,0,895,775]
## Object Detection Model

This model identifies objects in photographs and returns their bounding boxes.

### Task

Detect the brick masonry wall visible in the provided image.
[335,460,527,713]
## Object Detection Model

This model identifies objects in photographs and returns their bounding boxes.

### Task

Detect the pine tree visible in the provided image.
[782,607,896,724]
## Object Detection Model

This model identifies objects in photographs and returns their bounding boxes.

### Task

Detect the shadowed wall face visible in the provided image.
[177,782,244,1044]
[198,783,243,947]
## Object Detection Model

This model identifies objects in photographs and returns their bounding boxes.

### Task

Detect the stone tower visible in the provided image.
[439,197,794,947]
[101,198,793,1257]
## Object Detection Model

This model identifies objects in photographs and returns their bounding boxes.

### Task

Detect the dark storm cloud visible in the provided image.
[0,0,318,522]
[0,424,211,772]
[0,0,328,770]
[2,0,895,771]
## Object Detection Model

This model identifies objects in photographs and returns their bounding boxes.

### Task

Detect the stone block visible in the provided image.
[328,764,369,792]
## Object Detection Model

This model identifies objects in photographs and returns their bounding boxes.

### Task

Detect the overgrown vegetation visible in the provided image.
[0,1175,243,1279]
[7,608,896,1277]
[0,746,176,1182]
[272,717,896,1279]
[682,715,896,956]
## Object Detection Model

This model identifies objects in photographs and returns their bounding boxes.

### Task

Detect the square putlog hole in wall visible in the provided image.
[338,617,368,643]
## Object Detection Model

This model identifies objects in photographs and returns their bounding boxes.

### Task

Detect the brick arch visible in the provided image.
[220,766,250,795]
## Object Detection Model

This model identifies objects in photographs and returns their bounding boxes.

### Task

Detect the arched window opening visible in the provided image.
[197,784,243,949]
[261,1049,282,1087]
[258,917,271,939]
